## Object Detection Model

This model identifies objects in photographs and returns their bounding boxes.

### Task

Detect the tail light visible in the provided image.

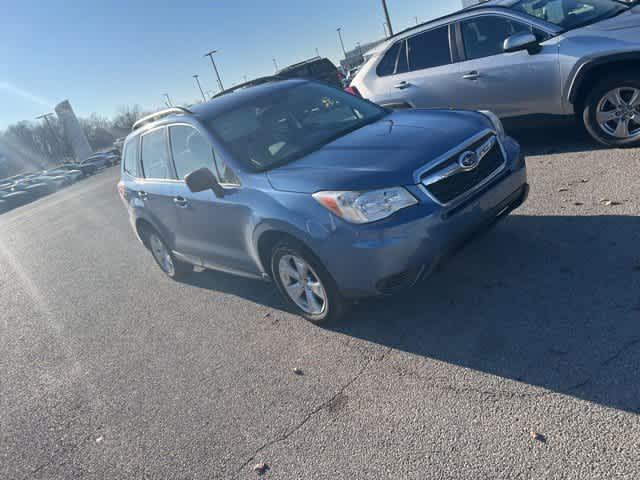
[344,86,361,97]
[117,181,125,201]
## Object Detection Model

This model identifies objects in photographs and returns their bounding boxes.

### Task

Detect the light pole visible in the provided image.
[381,0,394,36]
[204,50,225,91]
[273,58,279,72]
[193,74,207,102]
[315,48,320,57]
[336,27,347,57]
[36,112,61,159]
[383,22,389,38]
[163,93,173,107]
[356,42,363,60]
[415,16,419,25]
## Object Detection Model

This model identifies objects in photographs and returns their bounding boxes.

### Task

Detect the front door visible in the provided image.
[454,14,561,117]
[167,124,257,275]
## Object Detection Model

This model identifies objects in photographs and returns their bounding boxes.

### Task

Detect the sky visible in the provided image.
[0,0,460,130]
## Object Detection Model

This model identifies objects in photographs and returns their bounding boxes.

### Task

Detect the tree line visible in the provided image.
[0,105,145,178]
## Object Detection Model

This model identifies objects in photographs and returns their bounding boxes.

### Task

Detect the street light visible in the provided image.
[381,0,394,36]
[204,50,225,92]
[336,27,347,57]
[193,74,207,102]
[163,93,173,107]
[273,58,279,72]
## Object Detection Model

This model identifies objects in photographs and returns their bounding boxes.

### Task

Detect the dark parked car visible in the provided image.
[277,57,344,88]
[81,152,117,169]
[119,79,527,323]
[59,162,98,176]
[0,189,33,209]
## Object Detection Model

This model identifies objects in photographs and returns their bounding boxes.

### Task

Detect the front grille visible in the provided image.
[421,134,505,205]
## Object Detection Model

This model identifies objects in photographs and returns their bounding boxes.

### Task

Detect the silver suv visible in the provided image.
[351,0,640,147]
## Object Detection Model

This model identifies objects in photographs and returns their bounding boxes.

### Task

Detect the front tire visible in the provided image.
[271,239,347,324]
[146,229,192,280]
[583,76,640,147]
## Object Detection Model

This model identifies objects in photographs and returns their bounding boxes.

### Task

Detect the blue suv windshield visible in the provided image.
[207,82,388,171]
[511,0,628,31]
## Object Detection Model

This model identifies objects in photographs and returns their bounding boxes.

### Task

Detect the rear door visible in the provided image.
[167,124,257,275]
[137,127,183,250]
[374,24,463,109]
[454,14,561,117]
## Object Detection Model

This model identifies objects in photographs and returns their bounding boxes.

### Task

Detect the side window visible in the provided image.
[214,154,240,186]
[122,137,139,177]
[461,15,541,60]
[169,125,215,179]
[407,26,451,71]
[376,42,401,77]
[396,40,408,74]
[140,128,173,179]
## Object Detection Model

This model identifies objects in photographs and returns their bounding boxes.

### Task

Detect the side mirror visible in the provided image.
[185,167,224,198]
[503,32,540,55]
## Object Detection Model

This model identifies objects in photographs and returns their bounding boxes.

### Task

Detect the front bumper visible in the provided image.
[314,137,528,298]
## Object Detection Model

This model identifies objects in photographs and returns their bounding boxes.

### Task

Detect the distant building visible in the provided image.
[55,100,93,161]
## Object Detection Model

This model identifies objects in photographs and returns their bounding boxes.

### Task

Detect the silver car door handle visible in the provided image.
[462,71,480,80]
[173,196,188,208]
[137,190,148,199]
[393,81,412,89]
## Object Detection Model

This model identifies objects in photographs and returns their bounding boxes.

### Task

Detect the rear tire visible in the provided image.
[145,228,192,280]
[270,239,347,324]
[583,75,640,147]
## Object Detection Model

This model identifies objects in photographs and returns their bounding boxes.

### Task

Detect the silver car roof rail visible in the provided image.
[132,107,193,132]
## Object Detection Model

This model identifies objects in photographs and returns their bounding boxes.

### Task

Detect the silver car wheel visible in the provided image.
[278,254,327,315]
[596,87,640,139]
[149,233,175,277]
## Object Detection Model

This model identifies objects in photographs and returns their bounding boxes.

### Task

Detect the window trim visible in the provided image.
[457,12,553,62]
[405,23,454,72]
[167,122,240,188]
[139,126,178,181]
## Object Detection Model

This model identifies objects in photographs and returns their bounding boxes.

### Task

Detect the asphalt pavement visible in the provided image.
[1,124,639,479]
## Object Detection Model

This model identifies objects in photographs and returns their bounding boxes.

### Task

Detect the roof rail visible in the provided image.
[132,106,193,131]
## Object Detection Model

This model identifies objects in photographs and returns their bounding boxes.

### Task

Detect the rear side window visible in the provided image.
[140,128,174,179]
[122,137,139,177]
[407,26,451,71]
[376,42,402,77]
[168,125,215,179]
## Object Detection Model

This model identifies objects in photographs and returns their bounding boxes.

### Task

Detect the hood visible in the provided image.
[267,109,492,193]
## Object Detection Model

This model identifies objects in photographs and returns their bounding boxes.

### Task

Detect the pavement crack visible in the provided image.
[234,347,390,477]
[601,337,640,366]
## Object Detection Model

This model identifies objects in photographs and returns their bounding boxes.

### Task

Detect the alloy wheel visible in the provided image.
[149,233,175,277]
[278,254,327,315]
[596,87,640,139]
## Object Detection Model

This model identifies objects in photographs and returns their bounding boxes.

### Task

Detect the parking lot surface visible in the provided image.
[1,124,639,479]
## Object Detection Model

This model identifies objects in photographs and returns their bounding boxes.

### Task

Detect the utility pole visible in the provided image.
[193,74,207,102]
[336,27,347,57]
[204,50,225,91]
[163,93,173,107]
[36,113,62,160]
[273,58,279,72]
[381,0,394,36]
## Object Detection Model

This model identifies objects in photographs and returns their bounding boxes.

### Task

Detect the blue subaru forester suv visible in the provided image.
[119,79,527,323]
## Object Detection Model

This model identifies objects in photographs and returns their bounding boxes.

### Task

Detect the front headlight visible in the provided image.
[313,187,418,224]
[478,110,505,141]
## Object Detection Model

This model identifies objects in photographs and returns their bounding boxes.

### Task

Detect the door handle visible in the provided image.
[173,196,188,208]
[137,190,148,199]
[462,71,480,80]
[393,81,412,90]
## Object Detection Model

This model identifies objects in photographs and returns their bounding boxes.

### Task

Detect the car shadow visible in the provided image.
[504,117,605,156]
[331,214,640,414]
[181,214,640,413]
